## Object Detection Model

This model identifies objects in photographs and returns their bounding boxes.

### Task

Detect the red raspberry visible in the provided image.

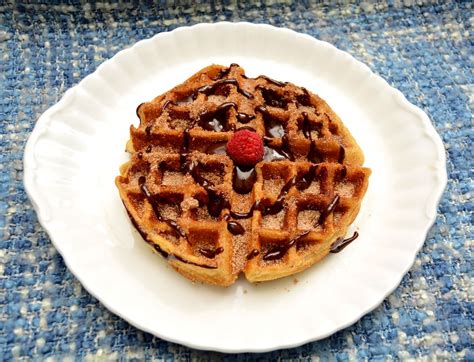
[226,130,264,166]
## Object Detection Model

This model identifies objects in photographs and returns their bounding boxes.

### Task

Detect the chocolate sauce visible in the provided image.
[138,176,187,239]
[125,208,168,258]
[229,204,258,219]
[262,176,296,216]
[187,162,214,190]
[246,249,260,260]
[301,113,322,140]
[146,236,217,269]
[197,78,253,99]
[300,112,323,163]
[186,161,229,217]
[262,231,310,261]
[338,166,347,180]
[199,246,224,258]
[330,231,359,253]
[145,125,152,136]
[338,145,345,163]
[307,137,322,163]
[206,142,227,155]
[128,207,212,268]
[227,221,245,235]
[317,195,340,226]
[179,155,230,218]
[136,102,145,118]
[263,137,294,161]
[229,175,296,219]
[181,128,191,154]
[236,112,255,123]
[295,165,318,191]
[198,102,236,132]
[170,253,218,269]
[257,194,346,261]
[236,126,257,132]
[258,106,294,161]
[145,145,152,153]
[281,135,295,161]
[233,166,257,194]
[256,75,287,87]
[206,188,231,218]
[147,241,169,259]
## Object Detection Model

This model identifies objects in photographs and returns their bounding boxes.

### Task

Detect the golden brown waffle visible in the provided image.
[116,64,371,286]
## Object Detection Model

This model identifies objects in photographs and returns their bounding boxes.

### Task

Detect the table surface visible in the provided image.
[1,1,472,360]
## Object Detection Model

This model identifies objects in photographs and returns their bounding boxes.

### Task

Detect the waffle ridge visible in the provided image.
[116,64,371,286]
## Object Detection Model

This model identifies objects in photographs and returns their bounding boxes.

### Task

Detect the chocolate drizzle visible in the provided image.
[257,193,341,261]
[223,214,246,235]
[246,249,260,260]
[257,106,295,161]
[262,176,295,215]
[138,176,187,240]
[338,145,345,163]
[301,112,323,163]
[233,166,257,194]
[227,221,245,235]
[263,231,310,261]
[330,231,359,253]
[181,128,191,154]
[263,136,294,162]
[199,246,224,258]
[295,165,318,191]
[256,75,287,87]
[307,141,321,163]
[317,195,340,226]
[184,161,230,217]
[127,208,214,269]
[229,175,296,219]
[147,238,217,269]
[197,78,253,99]
[136,102,145,118]
[198,102,236,132]
[236,112,255,123]
[229,206,257,220]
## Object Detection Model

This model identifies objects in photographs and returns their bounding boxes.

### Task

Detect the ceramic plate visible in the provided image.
[23,23,447,352]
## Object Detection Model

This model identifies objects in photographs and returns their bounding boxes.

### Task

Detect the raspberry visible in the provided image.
[226,130,264,166]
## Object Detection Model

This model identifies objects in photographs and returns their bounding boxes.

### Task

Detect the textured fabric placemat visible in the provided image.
[0,1,472,360]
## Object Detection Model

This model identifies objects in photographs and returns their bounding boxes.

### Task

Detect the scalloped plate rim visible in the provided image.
[23,22,447,353]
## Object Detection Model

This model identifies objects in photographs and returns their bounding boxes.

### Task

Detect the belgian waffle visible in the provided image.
[116,64,371,286]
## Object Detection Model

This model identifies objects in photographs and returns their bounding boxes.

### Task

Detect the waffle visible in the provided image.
[116,64,371,286]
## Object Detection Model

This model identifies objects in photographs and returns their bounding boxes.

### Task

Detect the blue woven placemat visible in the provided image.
[1,1,472,360]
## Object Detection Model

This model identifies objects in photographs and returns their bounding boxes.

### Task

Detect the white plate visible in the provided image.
[23,23,447,352]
